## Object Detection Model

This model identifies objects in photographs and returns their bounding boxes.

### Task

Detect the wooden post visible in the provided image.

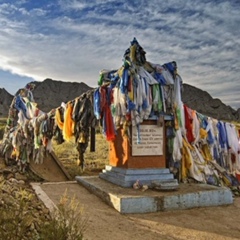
[90,127,95,152]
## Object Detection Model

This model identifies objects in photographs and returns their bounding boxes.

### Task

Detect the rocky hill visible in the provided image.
[29,78,92,113]
[182,84,240,121]
[0,88,13,117]
[0,78,239,122]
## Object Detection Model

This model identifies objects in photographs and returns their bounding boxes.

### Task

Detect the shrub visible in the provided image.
[38,190,88,240]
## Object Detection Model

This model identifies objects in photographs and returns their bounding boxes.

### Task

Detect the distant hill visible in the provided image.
[0,88,13,118]
[29,78,93,113]
[182,84,240,122]
[0,78,239,122]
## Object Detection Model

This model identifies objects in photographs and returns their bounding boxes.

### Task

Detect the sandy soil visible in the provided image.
[40,182,240,240]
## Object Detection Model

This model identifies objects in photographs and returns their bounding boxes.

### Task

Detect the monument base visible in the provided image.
[75,176,233,214]
[99,165,178,188]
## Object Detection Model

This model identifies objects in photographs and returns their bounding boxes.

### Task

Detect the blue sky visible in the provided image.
[0,0,239,109]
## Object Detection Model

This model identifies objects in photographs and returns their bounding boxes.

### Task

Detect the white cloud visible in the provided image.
[0,0,239,109]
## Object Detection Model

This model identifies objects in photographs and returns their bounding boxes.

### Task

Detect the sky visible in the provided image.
[0,0,239,110]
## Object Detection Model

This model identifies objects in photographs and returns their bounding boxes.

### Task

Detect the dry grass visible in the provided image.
[53,133,109,179]
[39,190,88,240]
[0,118,7,140]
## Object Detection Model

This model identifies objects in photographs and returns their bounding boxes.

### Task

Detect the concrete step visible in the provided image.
[105,165,171,175]
[101,166,175,187]
[101,169,174,181]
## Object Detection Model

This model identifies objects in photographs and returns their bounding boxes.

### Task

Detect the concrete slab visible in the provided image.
[75,175,233,214]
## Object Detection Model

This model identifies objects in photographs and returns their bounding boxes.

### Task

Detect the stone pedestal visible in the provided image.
[99,118,178,188]
[108,120,166,168]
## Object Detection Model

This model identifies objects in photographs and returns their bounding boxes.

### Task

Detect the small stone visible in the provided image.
[15,172,28,181]
[30,222,35,231]
[42,207,50,215]
[18,180,25,184]
[8,177,18,184]
[6,173,14,180]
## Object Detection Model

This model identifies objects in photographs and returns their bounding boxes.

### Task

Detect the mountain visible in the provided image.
[182,84,240,121]
[0,79,239,122]
[0,88,13,117]
[29,78,93,113]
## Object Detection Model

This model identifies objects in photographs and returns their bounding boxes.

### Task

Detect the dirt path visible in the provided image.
[40,182,240,240]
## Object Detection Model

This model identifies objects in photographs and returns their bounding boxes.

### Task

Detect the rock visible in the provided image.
[18,180,25,184]
[24,215,35,227]
[8,177,18,184]
[3,168,13,174]
[42,207,50,215]
[30,222,35,231]
[6,173,14,180]
[0,171,52,238]
[0,88,13,117]
[15,172,28,181]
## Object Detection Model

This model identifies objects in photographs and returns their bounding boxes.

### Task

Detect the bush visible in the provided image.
[38,190,88,240]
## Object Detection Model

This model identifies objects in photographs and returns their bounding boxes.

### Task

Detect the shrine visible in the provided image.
[100,117,178,188]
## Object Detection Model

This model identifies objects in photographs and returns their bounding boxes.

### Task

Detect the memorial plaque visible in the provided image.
[132,125,163,156]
